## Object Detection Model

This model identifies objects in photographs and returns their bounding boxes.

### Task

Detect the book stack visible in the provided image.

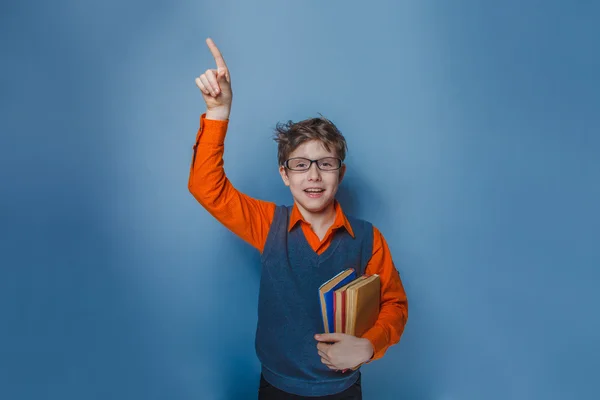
[318,268,380,337]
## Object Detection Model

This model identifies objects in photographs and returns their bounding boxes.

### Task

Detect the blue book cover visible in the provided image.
[319,268,357,332]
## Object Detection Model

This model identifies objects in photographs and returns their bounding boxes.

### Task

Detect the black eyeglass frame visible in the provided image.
[283,157,343,171]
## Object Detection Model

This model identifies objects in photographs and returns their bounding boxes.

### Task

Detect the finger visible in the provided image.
[199,74,217,96]
[204,69,221,95]
[316,342,330,352]
[206,38,228,73]
[318,349,330,360]
[315,333,344,343]
[217,68,229,84]
[321,358,336,369]
[195,77,210,96]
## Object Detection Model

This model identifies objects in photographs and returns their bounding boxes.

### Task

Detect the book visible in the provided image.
[333,274,380,372]
[344,274,380,337]
[318,268,357,333]
[333,275,368,333]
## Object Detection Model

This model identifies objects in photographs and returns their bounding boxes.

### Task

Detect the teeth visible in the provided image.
[305,189,324,192]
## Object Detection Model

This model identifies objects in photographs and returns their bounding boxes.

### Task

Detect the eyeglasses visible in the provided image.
[284,157,343,171]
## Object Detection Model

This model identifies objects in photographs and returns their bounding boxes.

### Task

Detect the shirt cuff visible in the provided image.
[195,113,229,146]
[361,325,389,362]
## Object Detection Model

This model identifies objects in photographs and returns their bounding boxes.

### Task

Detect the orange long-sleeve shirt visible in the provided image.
[188,114,408,361]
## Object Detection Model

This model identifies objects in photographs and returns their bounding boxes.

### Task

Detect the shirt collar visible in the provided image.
[288,200,355,238]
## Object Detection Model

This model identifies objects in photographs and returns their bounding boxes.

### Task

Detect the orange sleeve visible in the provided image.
[188,114,276,253]
[361,226,409,361]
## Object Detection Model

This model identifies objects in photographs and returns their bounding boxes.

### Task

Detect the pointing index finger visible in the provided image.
[206,38,228,71]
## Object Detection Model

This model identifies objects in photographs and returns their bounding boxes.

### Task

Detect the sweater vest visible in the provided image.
[255,205,373,396]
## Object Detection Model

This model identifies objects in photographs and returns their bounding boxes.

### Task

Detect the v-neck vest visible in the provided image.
[256,205,373,397]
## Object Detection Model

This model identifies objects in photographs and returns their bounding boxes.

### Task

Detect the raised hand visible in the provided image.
[195,38,232,120]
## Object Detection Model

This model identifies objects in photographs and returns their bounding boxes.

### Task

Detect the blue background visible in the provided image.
[2,1,599,399]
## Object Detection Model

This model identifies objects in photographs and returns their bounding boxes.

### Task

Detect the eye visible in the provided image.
[318,158,338,169]
[288,159,310,169]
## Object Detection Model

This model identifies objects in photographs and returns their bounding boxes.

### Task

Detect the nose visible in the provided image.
[306,162,322,181]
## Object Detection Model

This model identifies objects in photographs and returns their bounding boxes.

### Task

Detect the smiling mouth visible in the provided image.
[304,188,325,198]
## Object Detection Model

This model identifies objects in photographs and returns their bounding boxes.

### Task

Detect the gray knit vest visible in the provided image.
[256,205,373,397]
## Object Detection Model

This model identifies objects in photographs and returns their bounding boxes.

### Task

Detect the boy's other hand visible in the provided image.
[195,38,232,120]
[315,333,374,371]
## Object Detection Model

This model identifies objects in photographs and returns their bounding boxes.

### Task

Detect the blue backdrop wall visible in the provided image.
[2,1,599,399]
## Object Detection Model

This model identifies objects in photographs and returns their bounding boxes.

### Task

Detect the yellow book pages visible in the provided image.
[318,268,355,333]
[319,268,355,293]
[342,276,370,334]
[342,276,366,334]
[345,275,380,337]
[333,276,367,333]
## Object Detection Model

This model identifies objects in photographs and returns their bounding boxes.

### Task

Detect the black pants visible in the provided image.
[258,373,362,400]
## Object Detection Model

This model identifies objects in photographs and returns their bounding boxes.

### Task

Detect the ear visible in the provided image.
[279,165,290,187]
[338,163,346,183]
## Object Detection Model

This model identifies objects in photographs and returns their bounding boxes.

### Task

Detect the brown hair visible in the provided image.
[273,116,348,166]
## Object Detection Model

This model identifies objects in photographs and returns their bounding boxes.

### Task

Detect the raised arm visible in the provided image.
[189,38,275,252]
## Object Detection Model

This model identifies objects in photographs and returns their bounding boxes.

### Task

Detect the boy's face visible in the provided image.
[279,139,346,216]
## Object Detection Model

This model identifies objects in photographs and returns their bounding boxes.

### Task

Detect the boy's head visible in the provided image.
[274,116,348,216]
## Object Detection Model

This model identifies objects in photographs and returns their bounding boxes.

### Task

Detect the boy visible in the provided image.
[189,38,408,399]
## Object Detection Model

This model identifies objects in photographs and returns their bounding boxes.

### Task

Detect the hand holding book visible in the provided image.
[314,333,374,371]
[317,269,381,371]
